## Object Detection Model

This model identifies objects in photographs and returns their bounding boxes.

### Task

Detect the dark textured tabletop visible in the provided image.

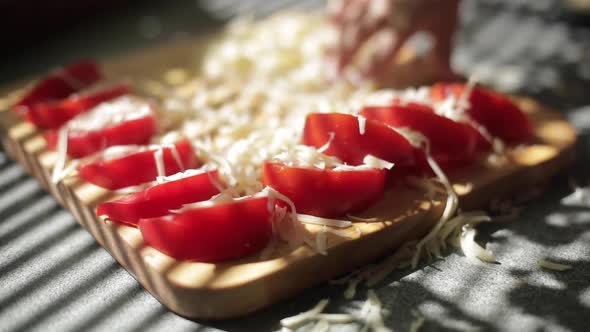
[1,1,590,331]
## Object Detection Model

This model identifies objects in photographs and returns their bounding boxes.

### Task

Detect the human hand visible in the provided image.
[326,0,461,83]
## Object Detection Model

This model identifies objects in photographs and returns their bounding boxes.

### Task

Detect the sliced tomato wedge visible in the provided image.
[13,60,101,115]
[430,83,534,143]
[262,161,386,218]
[139,196,272,262]
[302,113,417,167]
[25,83,130,129]
[45,96,158,158]
[360,103,479,169]
[78,139,200,190]
[96,170,220,227]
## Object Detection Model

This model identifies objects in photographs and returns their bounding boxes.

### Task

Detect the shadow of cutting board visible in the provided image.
[0,35,577,320]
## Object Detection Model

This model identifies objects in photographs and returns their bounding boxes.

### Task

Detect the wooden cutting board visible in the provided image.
[0,36,577,320]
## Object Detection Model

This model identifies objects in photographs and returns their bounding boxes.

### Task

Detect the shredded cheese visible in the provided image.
[51,127,69,184]
[156,166,211,184]
[410,138,459,268]
[357,115,367,135]
[362,154,394,170]
[317,132,335,153]
[66,96,152,132]
[309,319,329,332]
[459,224,497,263]
[280,298,330,329]
[360,290,392,332]
[347,214,380,222]
[153,148,166,178]
[538,259,573,271]
[297,214,352,228]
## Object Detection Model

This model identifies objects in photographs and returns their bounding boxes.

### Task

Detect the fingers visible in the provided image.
[333,0,369,72]
[326,0,352,24]
[361,28,412,80]
[332,0,396,77]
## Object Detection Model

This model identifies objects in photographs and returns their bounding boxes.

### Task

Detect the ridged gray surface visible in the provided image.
[1,1,590,331]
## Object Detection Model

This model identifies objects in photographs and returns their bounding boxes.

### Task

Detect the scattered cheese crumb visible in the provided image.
[538,259,573,271]
[51,127,69,184]
[459,224,497,263]
[358,115,367,135]
[298,214,352,228]
[280,298,330,329]
[360,290,392,332]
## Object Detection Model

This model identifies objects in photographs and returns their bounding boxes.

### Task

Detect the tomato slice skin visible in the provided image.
[139,196,272,262]
[360,103,479,170]
[78,139,200,190]
[96,170,220,227]
[25,84,130,130]
[262,161,386,218]
[302,113,417,167]
[430,83,534,143]
[45,114,158,158]
[13,60,101,115]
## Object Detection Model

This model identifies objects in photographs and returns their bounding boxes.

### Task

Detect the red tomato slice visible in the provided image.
[13,60,101,115]
[45,115,157,158]
[45,96,158,158]
[96,170,220,227]
[139,196,272,262]
[25,83,130,129]
[360,103,479,169]
[262,161,386,218]
[78,139,200,190]
[430,83,533,143]
[302,113,417,167]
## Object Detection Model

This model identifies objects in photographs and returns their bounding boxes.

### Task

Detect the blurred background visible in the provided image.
[0,0,589,110]
[1,1,589,331]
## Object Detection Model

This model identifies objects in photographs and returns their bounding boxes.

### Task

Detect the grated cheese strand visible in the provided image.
[314,313,356,323]
[317,132,335,153]
[360,290,392,332]
[538,259,573,271]
[459,224,497,263]
[344,278,360,299]
[358,115,367,135]
[347,214,380,222]
[411,152,459,268]
[316,226,328,255]
[456,73,478,111]
[280,298,330,329]
[156,166,211,184]
[363,154,394,170]
[153,148,166,178]
[51,127,69,184]
[166,143,185,172]
[297,214,352,228]
[325,227,360,238]
[310,319,330,332]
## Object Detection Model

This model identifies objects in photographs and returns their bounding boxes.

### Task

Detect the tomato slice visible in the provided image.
[139,196,272,262]
[302,113,417,167]
[430,83,533,143]
[360,103,479,169]
[78,139,200,190]
[13,60,101,115]
[262,161,386,218]
[45,96,158,158]
[96,170,220,227]
[25,83,130,129]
